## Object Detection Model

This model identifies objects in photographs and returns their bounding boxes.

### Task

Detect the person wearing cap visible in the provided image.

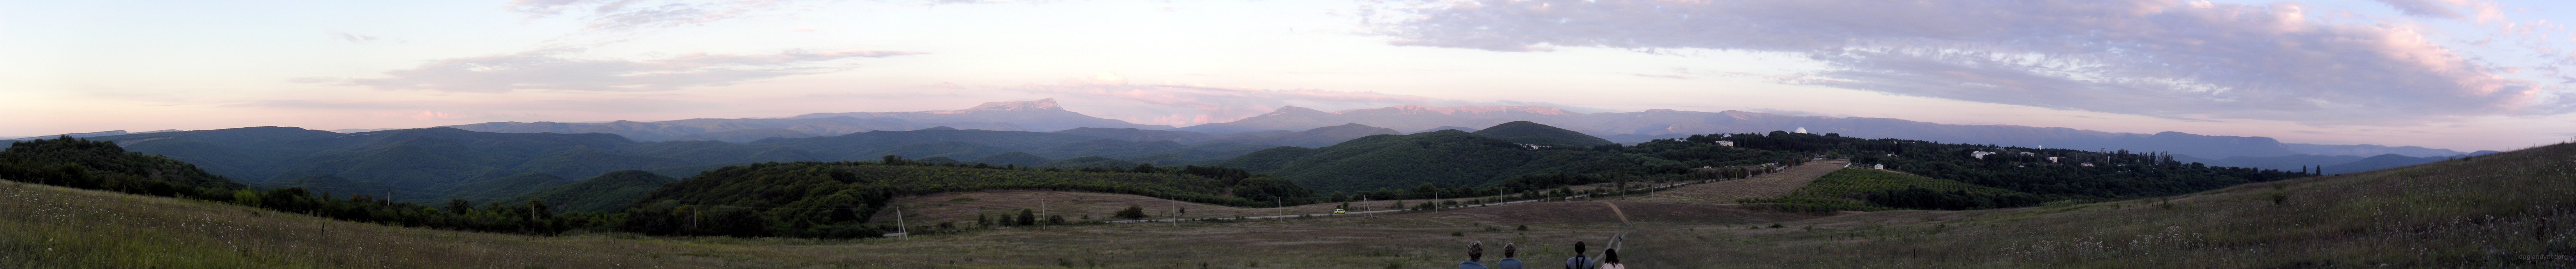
[1460,242,1490,269]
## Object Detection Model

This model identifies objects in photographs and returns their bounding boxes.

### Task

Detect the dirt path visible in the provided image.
[1627,160,1847,205]
[1598,201,1629,225]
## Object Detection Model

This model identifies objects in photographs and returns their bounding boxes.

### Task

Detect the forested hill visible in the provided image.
[611,158,1306,237]
[1471,121,1614,146]
[1217,129,1739,193]
[1,136,243,195]
[507,170,676,213]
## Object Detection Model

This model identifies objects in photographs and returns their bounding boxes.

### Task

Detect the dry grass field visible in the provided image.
[1627,160,1845,204]
[7,144,2573,268]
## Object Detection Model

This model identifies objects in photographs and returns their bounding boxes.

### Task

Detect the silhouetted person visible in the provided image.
[1497,243,1524,269]
[1563,241,1595,269]
[1461,242,1489,269]
[1597,248,1625,269]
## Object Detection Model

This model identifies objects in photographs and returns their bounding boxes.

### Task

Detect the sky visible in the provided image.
[4,0,2573,152]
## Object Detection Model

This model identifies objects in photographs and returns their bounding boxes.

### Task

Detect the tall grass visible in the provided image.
[1629,142,2576,268]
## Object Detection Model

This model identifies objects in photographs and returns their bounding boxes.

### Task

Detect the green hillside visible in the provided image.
[968,151,1052,167]
[428,172,574,203]
[1029,139,1186,159]
[0,137,244,196]
[749,127,1105,159]
[1036,156,1140,170]
[848,141,1014,160]
[1226,130,1683,193]
[2,136,583,236]
[1471,120,1614,146]
[507,170,677,213]
[262,175,396,199]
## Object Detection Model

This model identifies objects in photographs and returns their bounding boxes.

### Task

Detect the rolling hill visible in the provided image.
[443,98,1171,142]
[1470,120,1615,147]
[1218,128,1677,193]
[505,170,677,213]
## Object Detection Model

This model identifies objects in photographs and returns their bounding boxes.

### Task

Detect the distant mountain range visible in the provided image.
[45,98,2484,177]
[437,98,1169,142]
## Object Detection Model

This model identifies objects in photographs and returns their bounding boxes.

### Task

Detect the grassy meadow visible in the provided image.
[5,143,2573,268]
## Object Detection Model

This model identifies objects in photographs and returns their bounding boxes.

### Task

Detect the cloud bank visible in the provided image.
[338,48,919,92]
[1371,0,2571,125]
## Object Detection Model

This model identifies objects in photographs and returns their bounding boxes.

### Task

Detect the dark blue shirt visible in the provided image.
[1497,258,1523,269]
[1460,260,1489,269]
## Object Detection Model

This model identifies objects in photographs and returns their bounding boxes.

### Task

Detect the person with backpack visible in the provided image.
[1563,241,1595,269]
[1497,243,1524,269]
[1461,242,1489,269]
[1596,248,1625,269]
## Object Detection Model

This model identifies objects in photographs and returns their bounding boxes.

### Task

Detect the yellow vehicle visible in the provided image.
[1332,208,1347,214]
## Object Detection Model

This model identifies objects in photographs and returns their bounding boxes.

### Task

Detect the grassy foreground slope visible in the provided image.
[1633,142,2576,268]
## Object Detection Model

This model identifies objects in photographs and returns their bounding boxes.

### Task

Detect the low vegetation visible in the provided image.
[1738,168,2048,211]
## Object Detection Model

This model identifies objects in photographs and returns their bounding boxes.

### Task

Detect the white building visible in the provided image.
[1971,151,1997,159]
[1794,127,1808,134]
[1872,164,1885,169]
[2047,156,2062,163]
[1714,141,1736,147]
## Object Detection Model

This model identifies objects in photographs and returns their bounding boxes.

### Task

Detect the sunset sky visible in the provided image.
[5,0,2573,151]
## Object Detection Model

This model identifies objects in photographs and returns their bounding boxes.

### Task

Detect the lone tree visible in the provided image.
[1115,205,1148,219]
[1017,209,1037,226]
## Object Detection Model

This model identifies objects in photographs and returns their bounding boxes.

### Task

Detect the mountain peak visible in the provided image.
[963,98,1062,111]
[1265,106,1329,115]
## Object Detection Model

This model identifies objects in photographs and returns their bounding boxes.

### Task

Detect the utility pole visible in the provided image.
[1039,201,1047,230]
[895,207,906,239]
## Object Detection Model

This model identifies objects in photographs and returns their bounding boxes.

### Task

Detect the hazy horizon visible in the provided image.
[9,0,2575,152]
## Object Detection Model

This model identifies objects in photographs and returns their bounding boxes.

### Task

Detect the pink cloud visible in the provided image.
[1371,0,2572,125]
[331,47,921,92]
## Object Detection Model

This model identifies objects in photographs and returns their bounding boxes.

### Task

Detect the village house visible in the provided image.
[1971,151,1997,159]
[1714,141,1735,147]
